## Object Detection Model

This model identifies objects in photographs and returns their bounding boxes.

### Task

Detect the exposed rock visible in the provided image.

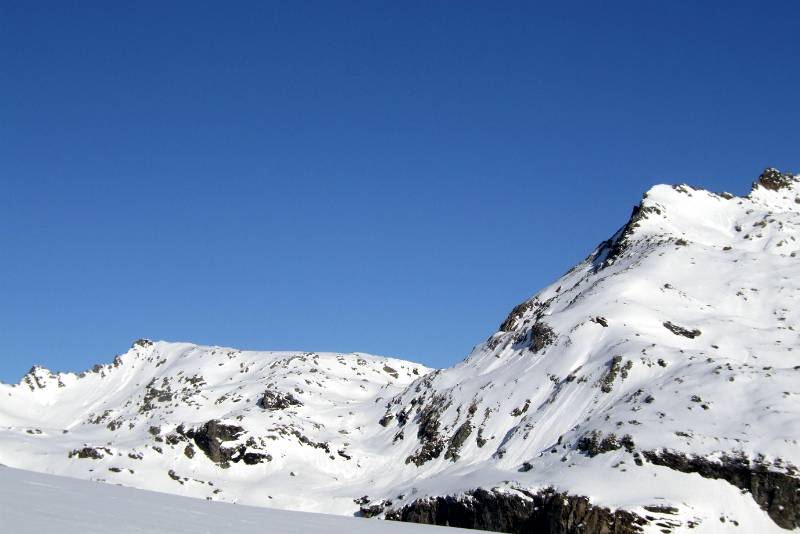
[289,429,330,454]
[240,451,271,465]
[139,379,173,414]
[68,447,111,460]
[386,487,647,534]
[257,389,302,411]
[754,168,796,192]
[530,322,557,353]
[663,321,701,339]
[187,420,245,467]
[383,366,399,379]
[499,300,537,332]
[379,413,394,427]
[359,499,393,518]
[577,431,634,457]
[642,450,800,529]
[599,355,623,393]
[406,403,445,466]
[444,421,472,461]
[511,399,530,417]
[601,202,663,269]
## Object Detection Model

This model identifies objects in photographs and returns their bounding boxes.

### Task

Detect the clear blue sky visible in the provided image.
[1,1,798,383]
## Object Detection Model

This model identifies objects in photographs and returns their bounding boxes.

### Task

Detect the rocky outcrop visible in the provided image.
[185,420,244,467]
[642,450,800,529]
[257,389,302,411]
[530,322,556,353]
[499,300,537,332]
[68,447,111,460]
[385,488,648,534]
[405,403,445,466]
[662,321,701,339]
[600,202,662,269]
[443,421,472,461]
[576,430,634,457]
[754,168,797,192]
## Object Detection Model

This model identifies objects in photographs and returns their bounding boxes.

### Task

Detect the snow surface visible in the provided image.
[0,466,476,533]
[1,170,798,532]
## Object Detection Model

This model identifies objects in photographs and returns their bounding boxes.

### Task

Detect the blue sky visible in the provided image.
[1,1,798,382]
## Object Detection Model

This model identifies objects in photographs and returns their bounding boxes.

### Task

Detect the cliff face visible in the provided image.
[2,169,799,533]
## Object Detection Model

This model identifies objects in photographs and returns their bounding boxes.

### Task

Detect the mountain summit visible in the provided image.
[2,169,798,533]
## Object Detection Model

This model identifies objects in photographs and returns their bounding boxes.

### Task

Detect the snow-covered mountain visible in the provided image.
[1,168,798,533]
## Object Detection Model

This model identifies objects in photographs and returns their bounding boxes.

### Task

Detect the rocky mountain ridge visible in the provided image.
[2,168,799,533]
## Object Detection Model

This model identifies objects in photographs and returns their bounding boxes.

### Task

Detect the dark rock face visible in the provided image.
[599,355,628,393]
[754,168,796,192]
[530,322,557,353]
[642,450,800,529]
[499,300,537,332]
[359,499,393,518]
[383,366,399,379]
[378,413,394,427]
[662,321,701,339]
[444,421,472,461]
[576,431,634,457]
[360,503,385,518]
[240,451,271,465]
[257,390,302,410]
[187,420,245,467]
[600,203,662,269]
[139,379,174,414]
[386,488,648,534]
[405,403,445,466]
[68,447,110,460]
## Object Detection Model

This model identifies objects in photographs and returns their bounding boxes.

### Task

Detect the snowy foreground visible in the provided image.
[1,169,798,533]
[0,466,476,534]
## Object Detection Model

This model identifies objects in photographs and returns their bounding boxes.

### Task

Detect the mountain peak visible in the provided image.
[753,167,799,192]
[2,169,798,532]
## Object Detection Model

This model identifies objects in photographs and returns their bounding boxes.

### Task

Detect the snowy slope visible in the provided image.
[0,466,477,533]
[1,168,798,533]
[0,345,428,514]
